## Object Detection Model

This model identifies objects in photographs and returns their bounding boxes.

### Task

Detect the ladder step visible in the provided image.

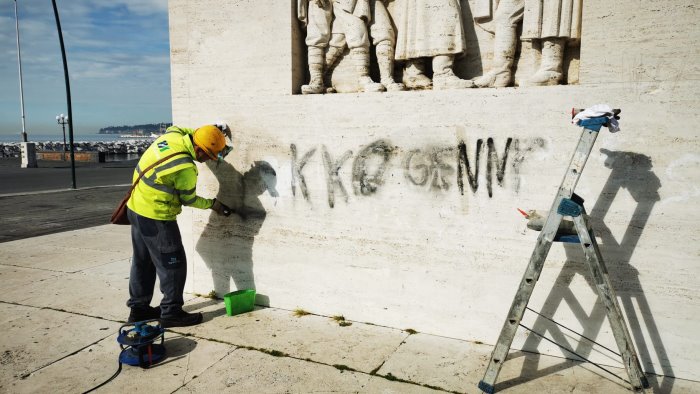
[553,234,581,243]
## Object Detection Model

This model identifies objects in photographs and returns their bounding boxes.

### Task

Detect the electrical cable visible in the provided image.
[82,360,122,394]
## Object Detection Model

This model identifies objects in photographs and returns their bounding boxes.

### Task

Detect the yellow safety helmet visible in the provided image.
[193,125,226,160]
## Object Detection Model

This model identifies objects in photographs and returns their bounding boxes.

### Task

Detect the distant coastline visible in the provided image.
[0,134,149,143]
[99,122,172,137]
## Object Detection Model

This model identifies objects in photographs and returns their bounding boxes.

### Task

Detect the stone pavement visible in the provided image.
[0,225,697,393]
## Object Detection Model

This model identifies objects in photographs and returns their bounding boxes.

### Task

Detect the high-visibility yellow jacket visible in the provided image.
[127,126,213,221]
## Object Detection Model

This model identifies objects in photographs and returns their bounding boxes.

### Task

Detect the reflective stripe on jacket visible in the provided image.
[126,126,213,221]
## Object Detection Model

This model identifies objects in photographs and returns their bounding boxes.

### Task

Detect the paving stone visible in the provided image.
[376,332,634,393]
[174,346,372,393]
[0,242,127,273]
[8,333,234,394]
[171,304,408,374]
[0,304,119,390]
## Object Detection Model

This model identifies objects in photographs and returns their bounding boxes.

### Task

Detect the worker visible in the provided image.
[125,123,232,327]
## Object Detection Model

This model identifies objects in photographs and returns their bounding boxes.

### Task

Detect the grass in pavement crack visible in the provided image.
[293,308,310,317]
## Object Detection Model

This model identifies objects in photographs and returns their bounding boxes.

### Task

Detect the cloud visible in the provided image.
[0,0,172,136]
[84,0,168,16]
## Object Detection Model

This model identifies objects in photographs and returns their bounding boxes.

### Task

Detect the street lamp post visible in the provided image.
[15,0,36,168]
[51,0,76,188]
[56,114,68,160]
[14,0,26,143]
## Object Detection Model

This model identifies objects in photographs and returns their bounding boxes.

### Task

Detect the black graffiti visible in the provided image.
[457,138,514,197]
[352,140,394,196]
[292,136,537,207]
[290,144,316,200]
[405,147,455,191]
[486,138,513,197]
[510,138,546,193]
[456,139,483,195]
[322,145,352,208]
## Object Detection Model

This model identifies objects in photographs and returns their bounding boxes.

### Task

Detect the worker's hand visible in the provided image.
[211,198,232,217]
[313,0,328,8]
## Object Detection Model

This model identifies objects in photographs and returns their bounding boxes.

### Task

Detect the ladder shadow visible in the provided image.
[496,149,673,392]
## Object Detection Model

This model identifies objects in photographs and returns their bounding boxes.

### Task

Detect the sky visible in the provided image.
[0,0,170,138]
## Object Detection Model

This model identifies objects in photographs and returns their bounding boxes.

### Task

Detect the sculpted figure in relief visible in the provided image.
[368,0,405,91]
[473,0,582,87]
[299,0,399,93]
[473,0,583,87]
[390,0,475,90]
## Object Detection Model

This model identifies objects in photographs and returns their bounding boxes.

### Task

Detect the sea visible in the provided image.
[0,133,153,143]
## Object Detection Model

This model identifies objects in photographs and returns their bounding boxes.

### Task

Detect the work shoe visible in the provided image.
[127,306,161,323]
[160,311,203,328]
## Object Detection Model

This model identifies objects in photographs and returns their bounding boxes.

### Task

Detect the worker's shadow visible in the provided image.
[496,149,674,393]
[195,160,277,309]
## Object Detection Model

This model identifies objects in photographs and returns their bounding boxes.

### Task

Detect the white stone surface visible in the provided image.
[0,304,119,389]
[175,347,372,393]
[169,0,700,382]
[0,225,131,273]
[377,332,636,393]
[19,142,37,168]
[170,305,408,374]
[9,333,234,394]
[2,226,699,393]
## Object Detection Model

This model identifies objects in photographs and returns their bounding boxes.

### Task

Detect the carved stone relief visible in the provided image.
[473,0,582,87]
[297,0,400,94]
[296,0,581,93]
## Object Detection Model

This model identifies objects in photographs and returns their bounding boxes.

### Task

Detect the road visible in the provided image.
[0,158,135,242]
[0,158,135,195]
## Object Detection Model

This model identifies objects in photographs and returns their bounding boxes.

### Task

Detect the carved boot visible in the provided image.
[351,48,384,93]
[474,25,517,88]
[302,46,325,94]
[376,42,405,92]
[432,55,475,90]
[526,38,565,86]
[403,59,432,89]
[474,69,512,88]
[323,45,344,94]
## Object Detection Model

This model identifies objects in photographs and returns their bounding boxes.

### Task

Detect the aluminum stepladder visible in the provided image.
[478,109,650,393]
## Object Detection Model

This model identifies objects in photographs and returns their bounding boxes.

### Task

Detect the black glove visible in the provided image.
[211,198,232,216]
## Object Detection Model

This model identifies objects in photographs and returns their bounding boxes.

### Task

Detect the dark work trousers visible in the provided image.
[126,208,187,318]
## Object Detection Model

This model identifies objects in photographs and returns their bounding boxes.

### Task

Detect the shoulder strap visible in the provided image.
[129,151,190,192]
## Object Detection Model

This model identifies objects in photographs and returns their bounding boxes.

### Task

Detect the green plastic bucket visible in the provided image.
[223,289,256,316]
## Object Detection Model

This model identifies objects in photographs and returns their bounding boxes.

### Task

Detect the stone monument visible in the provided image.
[170,0,700,383]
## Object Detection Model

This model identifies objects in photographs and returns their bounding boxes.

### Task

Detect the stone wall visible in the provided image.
[36,151,106,162]
[169,0,700,381]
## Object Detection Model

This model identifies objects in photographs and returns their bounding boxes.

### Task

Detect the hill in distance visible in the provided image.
[99,123,172,135]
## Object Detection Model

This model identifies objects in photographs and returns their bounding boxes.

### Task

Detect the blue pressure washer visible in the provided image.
[117,319,166,367]
[83,319,166,394]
